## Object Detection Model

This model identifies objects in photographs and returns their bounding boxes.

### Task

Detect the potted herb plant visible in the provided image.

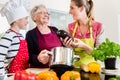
[91,38,120,69]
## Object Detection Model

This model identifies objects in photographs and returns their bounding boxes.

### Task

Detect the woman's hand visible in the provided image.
[71,38,85,48]
[61,37,73,47]
[62,37,84,48]
[62,37,92,53]
[37,49,50,64]
[71,38,93,53]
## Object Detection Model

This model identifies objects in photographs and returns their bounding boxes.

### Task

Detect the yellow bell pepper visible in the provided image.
[88,62,101,73]
[61,71,81,80]
[37,71,59,80]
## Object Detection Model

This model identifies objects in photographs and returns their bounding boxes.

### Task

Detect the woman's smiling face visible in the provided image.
[69,1,81,20]
[69,1,84,20]
[34,7,50,24]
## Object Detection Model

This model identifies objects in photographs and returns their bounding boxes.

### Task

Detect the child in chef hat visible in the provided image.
[0,0,30,75]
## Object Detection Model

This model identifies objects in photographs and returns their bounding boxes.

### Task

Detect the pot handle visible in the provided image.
[73,55,80,62]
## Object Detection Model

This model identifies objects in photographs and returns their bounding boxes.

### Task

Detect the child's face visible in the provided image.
[15,17,28,30]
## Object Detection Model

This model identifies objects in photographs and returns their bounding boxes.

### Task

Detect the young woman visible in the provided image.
[63,0,105,71]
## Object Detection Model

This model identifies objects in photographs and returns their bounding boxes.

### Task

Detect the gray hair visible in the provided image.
[30,4,47,22]
[30,4,47,15]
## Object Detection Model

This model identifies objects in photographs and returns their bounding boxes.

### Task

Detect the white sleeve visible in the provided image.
[0,33,12,74]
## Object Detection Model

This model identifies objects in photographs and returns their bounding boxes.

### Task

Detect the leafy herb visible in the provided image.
[91,38,120,62]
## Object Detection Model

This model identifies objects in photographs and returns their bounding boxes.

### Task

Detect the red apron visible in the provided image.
[8,30,29,73]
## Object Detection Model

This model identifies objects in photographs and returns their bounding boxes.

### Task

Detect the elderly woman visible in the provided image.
[26,4,62,68]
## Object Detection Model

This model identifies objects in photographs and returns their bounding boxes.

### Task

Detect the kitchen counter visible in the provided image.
[8,68,120,80]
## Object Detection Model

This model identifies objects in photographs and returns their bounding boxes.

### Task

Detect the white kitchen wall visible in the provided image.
[0,15,10,33]
[118,15,120,43]
[30,0,70,12]
[0,0,10,33]
[0,0,120,42]
[94,0,120,43]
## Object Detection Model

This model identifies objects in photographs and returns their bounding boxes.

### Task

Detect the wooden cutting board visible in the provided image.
[26,68,49,74]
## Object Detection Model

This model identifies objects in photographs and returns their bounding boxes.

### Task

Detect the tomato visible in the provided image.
[14,70,37,80]
[28,73,37,80]
[14,71,22,80]
[20,71,28,80]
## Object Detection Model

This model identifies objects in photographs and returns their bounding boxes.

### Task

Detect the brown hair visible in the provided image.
[71,0,94,19]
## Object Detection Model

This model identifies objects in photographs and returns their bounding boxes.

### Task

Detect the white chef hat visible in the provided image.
[0,0,30,24]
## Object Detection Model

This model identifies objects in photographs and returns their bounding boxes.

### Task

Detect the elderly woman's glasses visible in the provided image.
[36,12,50,15]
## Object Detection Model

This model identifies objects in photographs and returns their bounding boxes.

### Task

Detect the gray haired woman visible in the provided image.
[26,4,63,68]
